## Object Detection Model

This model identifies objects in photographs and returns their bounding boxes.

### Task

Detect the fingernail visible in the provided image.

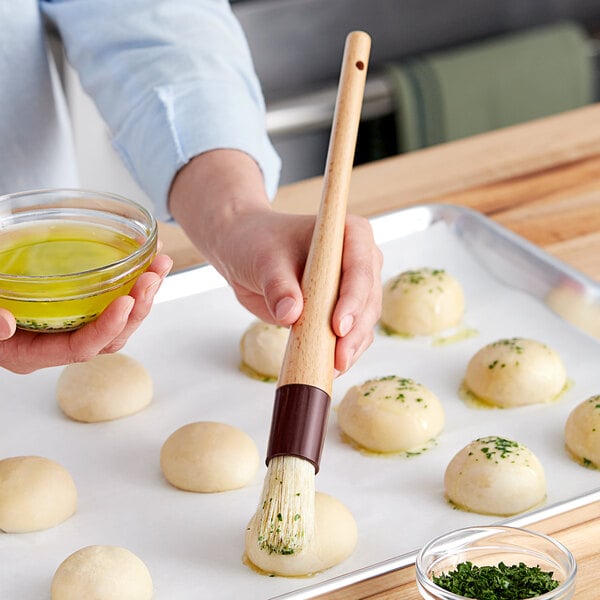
[275,297,296,321]
[339,315,354,337]
[0,321,12,340]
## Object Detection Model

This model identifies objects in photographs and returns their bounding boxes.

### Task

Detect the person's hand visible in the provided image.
[169,150,383,374]
[0,254,173,374]
[208,209,382,374]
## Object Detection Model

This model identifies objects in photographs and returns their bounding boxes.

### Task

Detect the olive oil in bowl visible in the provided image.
[0,189,157,332]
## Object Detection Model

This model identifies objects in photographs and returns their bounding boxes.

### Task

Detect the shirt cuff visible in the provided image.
[112,78,281,222]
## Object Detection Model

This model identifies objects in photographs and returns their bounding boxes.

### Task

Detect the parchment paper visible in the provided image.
[1,216,599,599]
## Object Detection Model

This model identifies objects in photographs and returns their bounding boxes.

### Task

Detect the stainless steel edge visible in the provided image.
[272,487,600,600]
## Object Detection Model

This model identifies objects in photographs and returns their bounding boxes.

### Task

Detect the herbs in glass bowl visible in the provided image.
[416,526,576,600]
[432,560,559,599]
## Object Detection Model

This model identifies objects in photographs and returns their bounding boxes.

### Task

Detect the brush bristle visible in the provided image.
[254,455,315,555]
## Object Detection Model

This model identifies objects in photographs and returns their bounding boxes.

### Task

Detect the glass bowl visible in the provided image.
[415,525,577,600]
[0,188,157,332]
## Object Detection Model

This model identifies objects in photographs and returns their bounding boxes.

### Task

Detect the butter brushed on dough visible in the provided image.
[56,353,153,422]
[444,436,546,516]
[381,268,464,336]
[464,337,566,407]
[565,395,600,468]
[337,375,445,453]
[245,492,357,577]
[240,320,289,380]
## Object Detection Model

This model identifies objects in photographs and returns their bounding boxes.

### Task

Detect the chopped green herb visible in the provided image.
[492,338,525,354]
[477,436,520,460]
[432,561,560,599]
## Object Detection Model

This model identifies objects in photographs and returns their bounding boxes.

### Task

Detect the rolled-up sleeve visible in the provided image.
[41,0,281,221]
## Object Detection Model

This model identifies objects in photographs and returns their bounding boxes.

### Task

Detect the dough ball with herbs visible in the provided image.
[444,436,546,516]
[565,394,600,468]
[245,492,357,577]
[337,375,445,453]
[240,320,289,380]
[464,337,566,407]
[160,421,259,492]
[57,353,153,422]
[0,456,77,533]
[381,268,465,336]
[51,545,153,600]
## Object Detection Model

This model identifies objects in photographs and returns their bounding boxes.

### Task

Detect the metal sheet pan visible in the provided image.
[1,204,599,599]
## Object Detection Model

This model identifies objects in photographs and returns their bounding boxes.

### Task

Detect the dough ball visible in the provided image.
[464,337,566,407]
[0,456,77,533]
[444,436,546,516]
[160,421,260,492]
[57,353,153,422]
[51,545,153,600]
[546,284,600,339]
[381,268,465,335]
[245,492,357,577]
[240,320,289,380]
[565,395,600,468]
[337,376,444,453]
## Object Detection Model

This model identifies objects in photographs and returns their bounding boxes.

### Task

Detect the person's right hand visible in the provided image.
[0,253,172,374]
[169,150,383,375]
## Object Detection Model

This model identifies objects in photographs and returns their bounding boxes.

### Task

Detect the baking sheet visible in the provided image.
[1,204,600,599]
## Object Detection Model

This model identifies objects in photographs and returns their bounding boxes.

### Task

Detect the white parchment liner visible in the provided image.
[1,214,599,599]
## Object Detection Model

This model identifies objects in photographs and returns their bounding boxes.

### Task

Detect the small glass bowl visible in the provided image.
[416,525,577,600]
[0,188,157,332]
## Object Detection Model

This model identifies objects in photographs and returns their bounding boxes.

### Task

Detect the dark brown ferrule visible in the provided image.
[265,383,331,474]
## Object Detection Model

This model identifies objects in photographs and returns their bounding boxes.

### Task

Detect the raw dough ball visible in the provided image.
[444,436,546,516]
[565,395,600,468]
[245,492,357,577]
[381,268,465,335]
[337,376,445,453]
[160,421,260,492]
[51,545,153,600]
[0,456,77,533]
[240,320,289,380]
[546,284,600,338]
[57,353,153,422]
[464,337,566,407]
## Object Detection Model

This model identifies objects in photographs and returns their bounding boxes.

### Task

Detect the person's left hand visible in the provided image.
[0,253,173,374]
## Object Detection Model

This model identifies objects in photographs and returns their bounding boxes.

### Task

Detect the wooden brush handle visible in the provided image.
[278,31,371,395]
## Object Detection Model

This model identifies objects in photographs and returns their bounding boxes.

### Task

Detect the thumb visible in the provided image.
[262,272,303,327]
[0,308,17,340]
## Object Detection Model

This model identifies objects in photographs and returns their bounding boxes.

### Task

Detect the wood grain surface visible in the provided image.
[160,104,600,281]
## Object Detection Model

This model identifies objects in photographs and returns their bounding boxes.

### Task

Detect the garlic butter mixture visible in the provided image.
[337,375,445,454]
[565,394,600,469]
[239,320,289,381]
[444,436,546,516]
[381,267,465,336]
[464,337,567,407]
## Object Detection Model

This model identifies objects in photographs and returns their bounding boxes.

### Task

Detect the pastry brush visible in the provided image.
[253,30,371,556]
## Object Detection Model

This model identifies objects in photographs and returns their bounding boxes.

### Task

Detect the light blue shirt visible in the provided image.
[0,0,281,221]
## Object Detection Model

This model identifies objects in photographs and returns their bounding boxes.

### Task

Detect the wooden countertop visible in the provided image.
[160,103,600,599]
[160,103,600,282]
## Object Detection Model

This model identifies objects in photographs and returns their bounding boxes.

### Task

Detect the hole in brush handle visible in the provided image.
[266,384,331,474]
